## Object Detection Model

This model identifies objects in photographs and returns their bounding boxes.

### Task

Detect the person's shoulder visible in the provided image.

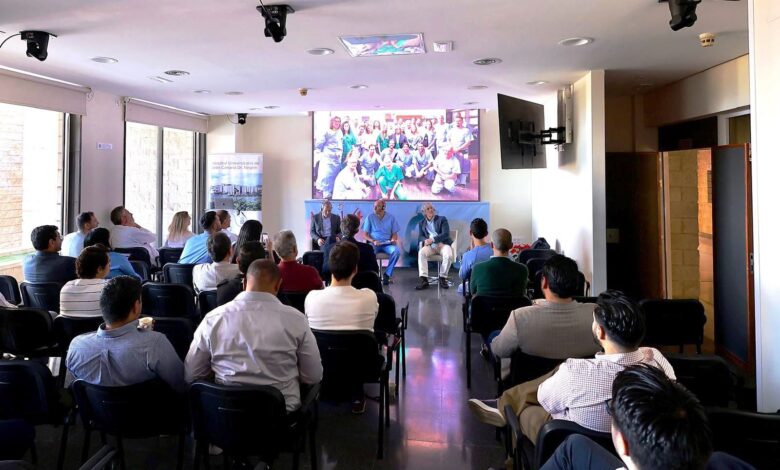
[68,330,100,349]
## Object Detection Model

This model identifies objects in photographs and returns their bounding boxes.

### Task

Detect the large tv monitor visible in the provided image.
[312,109,480,201]
[497,93,546,169]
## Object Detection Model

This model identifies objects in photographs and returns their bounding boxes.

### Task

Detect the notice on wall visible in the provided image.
[207,153,264,224]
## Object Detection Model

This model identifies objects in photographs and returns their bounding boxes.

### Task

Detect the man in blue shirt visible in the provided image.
[22,225,77,284]
[179,211,222,264]
[361,199,401,285]
[458,218,492,294]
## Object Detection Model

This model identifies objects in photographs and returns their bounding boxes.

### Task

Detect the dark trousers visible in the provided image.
[539,435,621,470]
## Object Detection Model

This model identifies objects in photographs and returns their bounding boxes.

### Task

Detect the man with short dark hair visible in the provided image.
[179,211,221,264]
[192,232,240,293]
[62,211,99,258]
[109,206,158,261]
[186,259,323,412]
[338,214,377,274]
[66,276,185,392]
[470,228,528,297]
[216,241,266,306]
[274,230,323,293]
[216,210,237,243]
[22,225,77,284]
[458,218,491,294]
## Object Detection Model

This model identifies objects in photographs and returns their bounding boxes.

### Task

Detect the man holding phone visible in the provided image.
[361,199,401,285]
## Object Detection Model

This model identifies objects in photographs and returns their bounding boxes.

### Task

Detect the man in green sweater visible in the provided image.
[470,228,527,297]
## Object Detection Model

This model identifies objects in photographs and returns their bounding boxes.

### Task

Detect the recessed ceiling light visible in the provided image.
[374,105,384,108]
[472,58,502,66]
[463,101,478,106]
[164,70,190,76]
[306,47,334,56]
[526,80,548,86]
[350,84,368,90]
[91,56,118,64]
[225,91,243,96]
[249,108,262,111]
[149,76,173,83]
[264,105,279,110]
[193,90,211,94]
[467,85,488,90]
[558,37,593,47]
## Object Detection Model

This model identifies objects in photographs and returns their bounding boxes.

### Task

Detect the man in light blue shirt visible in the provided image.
[62,211,99,258]
[179,211,222,264]
[458,218,492,294]
[361,199,401,284]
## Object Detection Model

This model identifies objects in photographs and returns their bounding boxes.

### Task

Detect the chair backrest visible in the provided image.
[162,263,196,286]
[517,248,556,266]
[280,291,308,314]
[0,360,57,423]
[129,260,150,281]
[312,330,383,398]
[470,295,532,337]
[53,315,103,354]
[352,271,383,294]
[572,296,599,304]
[526,257,547,283]
[707,407,780,469]
[149,317,194,361]
[301,251,324,276]
[507,350,567,390]
[375,292,397,335]
[198,290,219,317]
[141,282,196,320]
[20,281,62,313]
[158,248,184,267]
[665,354,737,407]
[535,419,615,469]
[0,307,55,356]
[113,247,151,265]
[189,381,287,461]
[0,276,22,305]
[72,379,186,438]
[639,299,706,349]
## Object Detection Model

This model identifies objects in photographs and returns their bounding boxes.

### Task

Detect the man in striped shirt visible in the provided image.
[60,246,110,318]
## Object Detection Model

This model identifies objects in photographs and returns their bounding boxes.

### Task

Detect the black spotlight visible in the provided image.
[20,30,54,61]
[256,4,295,43]
[668,0,701,31]
[237,113,247,125]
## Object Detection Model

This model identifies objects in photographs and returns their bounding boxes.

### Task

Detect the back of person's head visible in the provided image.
[238,241,266,274]
[100,276,142,324]
[470,218,488,240]
[491,228,513,252]
[340,214,360,238]
[200,211,218,231]
[77,211,95,230]
[207,232,231,262]
[594,290,645,348]
[541,255,580,298]
[233,219,264,263]
[273,230,298,259]
[611,364,712,470]
[329,241,359,281]
[167,211,190,238]
[246,259,281,292]
[216,210,229,224]
[76,245,110,279]
[109,206,125,225]
[84,227,112,250]
[30,225,59,251]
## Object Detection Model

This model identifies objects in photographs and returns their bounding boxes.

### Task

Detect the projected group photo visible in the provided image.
[312,109,480,202]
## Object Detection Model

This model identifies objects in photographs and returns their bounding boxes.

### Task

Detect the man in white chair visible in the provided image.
[415,202,454,290]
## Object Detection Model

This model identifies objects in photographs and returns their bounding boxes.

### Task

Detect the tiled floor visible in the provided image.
[34,267,505,469]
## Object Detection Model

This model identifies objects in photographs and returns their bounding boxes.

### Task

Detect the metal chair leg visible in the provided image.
[80,428,92,463]
[377,376,384,459]
[466,331,472,389]
[57,419,70,470]
[176,432,185,470]
[309,421,318,470]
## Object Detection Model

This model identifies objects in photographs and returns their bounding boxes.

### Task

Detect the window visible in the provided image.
[0,103,65,280]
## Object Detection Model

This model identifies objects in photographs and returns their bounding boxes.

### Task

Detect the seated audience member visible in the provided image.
[216,210,237,243]
[490,255,600,378]
[59,246,110,318]
[62,211,99,258]
[216,241,266,306]
[231,219,264,263]
[66,276,186,393]
[185,260,323,412]
[362,199,402,284]
[164,211,193,248]
[415,202,454,290]
[192,232,240,293]
[274,230,323,293]
[468,290,675,445]
[336,214,377,274]
[22,225,77,284]
[83,228,141,280]
[179,211,222,265]
[541,364,752,470]
[310,199,341,251]
[458,218,492,294]
[469,229,528,297]
[109,206,159,262]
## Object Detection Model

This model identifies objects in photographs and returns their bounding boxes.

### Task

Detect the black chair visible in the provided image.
[666,354,738,407]
[72,379,187,470]
[532,418,615,470]
[0,276,21,305]
[301,251,324,277]
[312,330,390,459]
[0,419,35,461]
[163,263,196,286]
[141,283,197,322]
[113,247,152,266]
[20,282,62,313]
[708,407,780,469]
[78,445,118,470]
[0,360,74,470]
[525,258,547,284]
[158,248,184,267]
[197,290,219,317]
[464,295,532,388]
[0,308,58,359]
[640,299,706,353]
[150,317,194,361]
[281,291,309,314]
[572,296,599,304]
[375,292,398,336]
[395,302,409,384]
[516,249,556,266]
[129,260,150,282]
[189,381,320,470]
[52,316,103,386]
[352,271,383,294]
[495,350,567,396]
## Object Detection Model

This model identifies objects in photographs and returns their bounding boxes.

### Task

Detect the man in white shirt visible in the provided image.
[62,211,99,258]
[192,232,240,293]
[109,206,158,262]
[216,210,238,243]
[185,259,323,412]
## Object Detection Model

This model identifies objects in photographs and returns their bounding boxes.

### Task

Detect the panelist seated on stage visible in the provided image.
[361,199,401,285]
[415,203,454,290]
[458,217,492,294]
[179,211,222,265]
[470,228,528,297]
[310,199,341,250]
[273,230,323,293]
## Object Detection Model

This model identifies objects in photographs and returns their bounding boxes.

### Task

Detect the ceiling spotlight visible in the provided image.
[193,90,212,94]
[91,56,118,63]
[149,76,173,83]
[467,85,488,90]
[264,105,280,109]
[473,58,502,66]
[350,84,368,90]
[667,0,701,31]
[256,4,295,43]
[237,113,247,125]
[463,101,478,106]
[164,70,190,76]
[306,47,334,56]
[21,31,55,61]
[558,37,593,47]
[225,91,244,96]
[526,80,548,86]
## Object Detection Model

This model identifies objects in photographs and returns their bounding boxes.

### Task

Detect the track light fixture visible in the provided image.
[0,30,56,61]
[256,3,295,43]
[666,0,701,31]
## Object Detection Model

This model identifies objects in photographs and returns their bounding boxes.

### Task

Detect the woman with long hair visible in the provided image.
[83,228,141,280]
[341,120,356,161]
[165,211,194,248]
[231,219,264,263]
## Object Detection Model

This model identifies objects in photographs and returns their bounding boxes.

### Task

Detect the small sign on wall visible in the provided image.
[97,143,113,150]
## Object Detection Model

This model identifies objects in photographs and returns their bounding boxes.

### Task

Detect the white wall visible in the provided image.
[532,71,607,293]
[748,0,780,413]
